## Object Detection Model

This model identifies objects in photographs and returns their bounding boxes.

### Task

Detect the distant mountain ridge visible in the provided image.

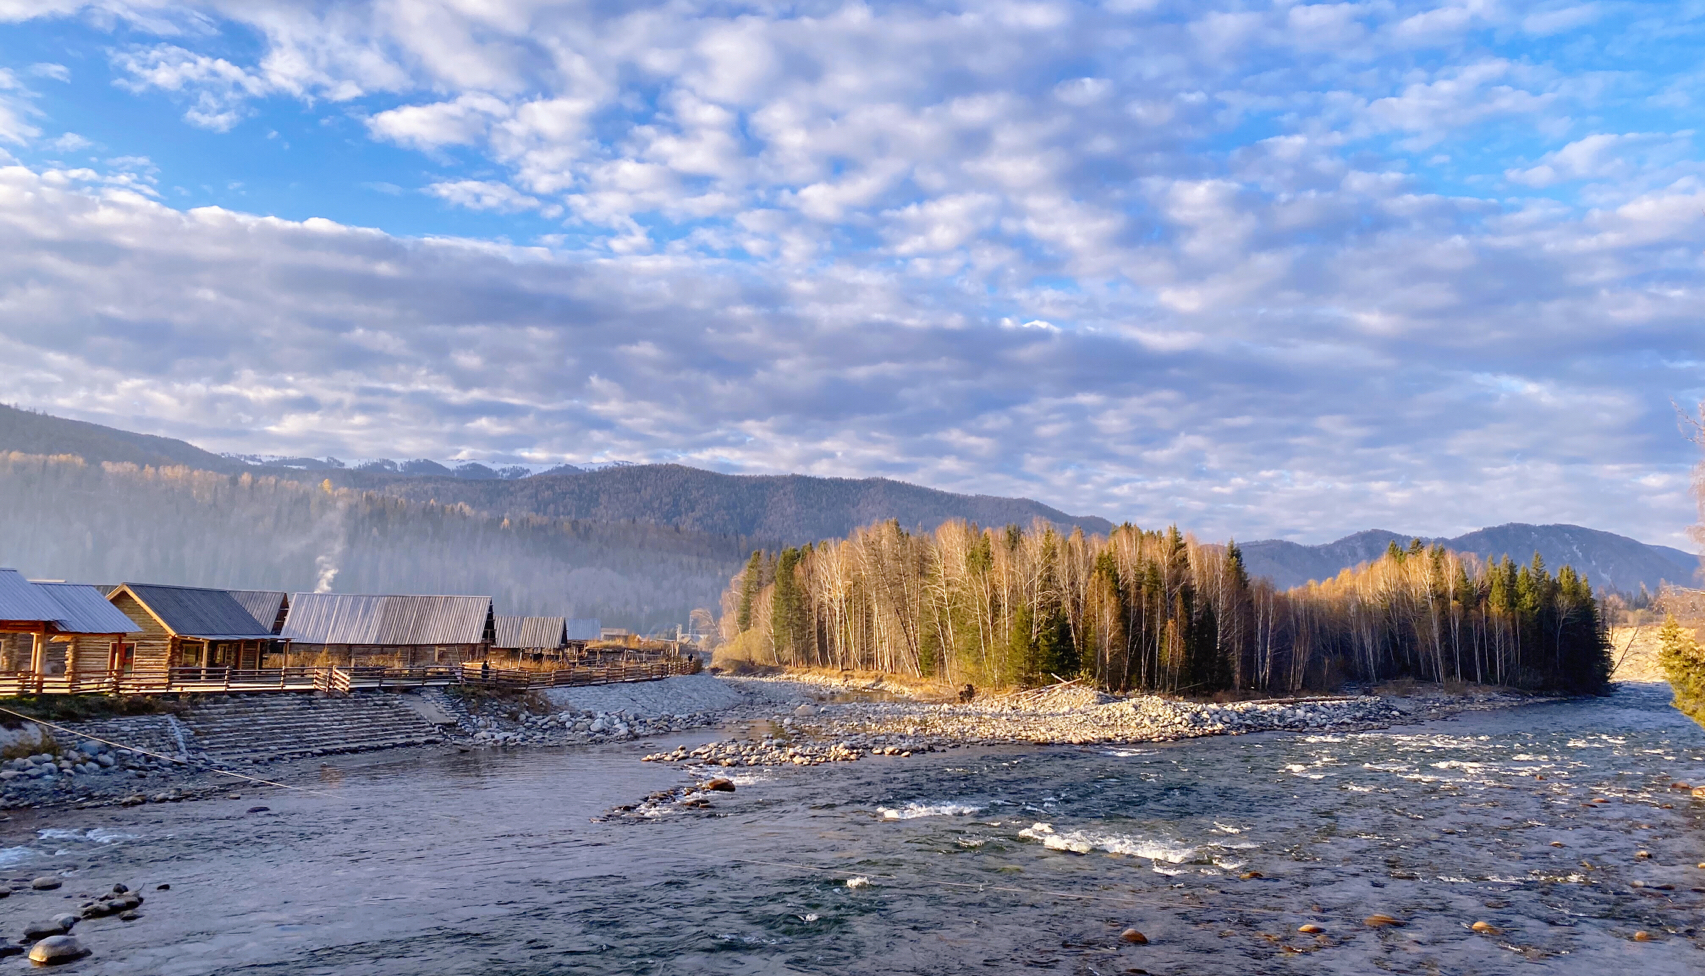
[1241,524,1698,595]
[0,405,1114,544]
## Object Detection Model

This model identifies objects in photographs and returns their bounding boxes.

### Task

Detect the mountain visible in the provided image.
[333,464,1115,544]
[1240,523,1699,595]
[0,403,241,472]
[0,406,1114,544]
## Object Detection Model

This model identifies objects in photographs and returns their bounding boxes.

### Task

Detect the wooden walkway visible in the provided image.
[0,659,698,697]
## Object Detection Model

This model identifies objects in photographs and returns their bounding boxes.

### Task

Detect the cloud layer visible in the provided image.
[0,1,1702,546]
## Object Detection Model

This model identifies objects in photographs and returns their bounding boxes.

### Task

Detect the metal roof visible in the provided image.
[281,593,493,646]
[565,618,602,642]
[0,569,65,623]
[34,583,141,635]
[227,590,288,634]
[493,616,567,650]
[117,583,280,640]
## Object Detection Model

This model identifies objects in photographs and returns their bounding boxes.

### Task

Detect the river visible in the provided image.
[0,683,1700,974]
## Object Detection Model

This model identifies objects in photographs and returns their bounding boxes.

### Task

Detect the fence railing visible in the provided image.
[0,658,698,697]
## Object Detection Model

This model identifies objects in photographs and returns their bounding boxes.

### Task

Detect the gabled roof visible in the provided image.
[228,590,288,634]
[565,618,601,642]
[281,593,493,646]
[0,569,65,623]
[34,583,141,635]
[493,615,567,650]
[114,583,280,640]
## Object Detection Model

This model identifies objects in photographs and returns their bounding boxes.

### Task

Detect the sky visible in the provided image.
[0,1,1702,547]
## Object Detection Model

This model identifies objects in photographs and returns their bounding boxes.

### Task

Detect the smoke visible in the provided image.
[314,552,340,593]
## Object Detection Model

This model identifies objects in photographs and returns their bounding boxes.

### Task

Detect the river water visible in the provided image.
[0,684,1701,975]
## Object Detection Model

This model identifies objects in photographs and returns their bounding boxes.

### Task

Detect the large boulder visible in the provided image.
[27,935,88,965]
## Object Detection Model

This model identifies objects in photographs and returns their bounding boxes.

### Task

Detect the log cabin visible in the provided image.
[0,569,140,676]
[106,583,288,672]
[279,593,494,667]
[491,615,568,667]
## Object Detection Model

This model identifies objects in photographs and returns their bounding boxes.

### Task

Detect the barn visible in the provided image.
[280,593,494,667]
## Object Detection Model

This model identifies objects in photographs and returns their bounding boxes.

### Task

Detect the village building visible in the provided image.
[106,583,288,672]
[491,615,567,667]
[279,593,494,667]
[0,569,140,676]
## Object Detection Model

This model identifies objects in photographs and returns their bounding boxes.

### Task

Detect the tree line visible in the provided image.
[0,452,757,631]
[718,519,1613,694]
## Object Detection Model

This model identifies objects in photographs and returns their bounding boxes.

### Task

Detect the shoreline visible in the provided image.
[0,674,1575,814]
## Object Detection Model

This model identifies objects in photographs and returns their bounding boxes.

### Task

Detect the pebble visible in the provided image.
[1633,930,1656,942]
[1120,928,1149,944]
[1471,921,1501,934]
[29,876,61,891]
[27,935,87,965]
[1364,914,1403,928]
[247,806,270,813]
[1297,924,1324,934]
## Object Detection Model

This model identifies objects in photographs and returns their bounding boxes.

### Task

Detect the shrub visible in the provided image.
[1657,615,1705,728]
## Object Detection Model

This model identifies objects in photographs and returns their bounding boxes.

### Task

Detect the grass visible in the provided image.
[0,694,187,727]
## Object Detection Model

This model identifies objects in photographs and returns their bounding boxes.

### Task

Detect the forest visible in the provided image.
[0,452,755,631]
[718,519,1613,694]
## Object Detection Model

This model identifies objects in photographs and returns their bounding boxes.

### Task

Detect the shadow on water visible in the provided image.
[0,685,1700,974]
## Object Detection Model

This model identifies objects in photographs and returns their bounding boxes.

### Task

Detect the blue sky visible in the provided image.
[1,0,1703,547]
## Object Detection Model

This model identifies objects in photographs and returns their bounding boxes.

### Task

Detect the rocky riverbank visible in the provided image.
[642,679,1554,769]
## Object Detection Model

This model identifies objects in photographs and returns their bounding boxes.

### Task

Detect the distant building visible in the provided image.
[106,583,287,671]
[0,569,140,676]
[565,618,601,642]
[493,615,567,653]
[280,593,494,667]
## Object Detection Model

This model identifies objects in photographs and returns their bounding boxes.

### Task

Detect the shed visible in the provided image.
[0,570,140,675]
[107,583,286,672]
[565,618,601,642]
[493,616,567,651]
[280,593,494,667]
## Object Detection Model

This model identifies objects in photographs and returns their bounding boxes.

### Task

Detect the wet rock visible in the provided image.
[705,777,736,792]
[29,877,60,891]
[156,884,169,891]
[1120,928,1149,945]
[1239,871,1263,880]
[1297,924,1324,934]
[27,935,87,965]
[119,911,140,921]
[22,919,70,940]
[247,806,270,814]
[1633,930,1656,941]
[1363,914,1403,928]
[0,885,10,898]
[1471,921,1501,934]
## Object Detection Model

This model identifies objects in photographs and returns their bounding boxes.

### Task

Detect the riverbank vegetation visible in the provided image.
[716,520,1612,695]
[1657,616,1705,724]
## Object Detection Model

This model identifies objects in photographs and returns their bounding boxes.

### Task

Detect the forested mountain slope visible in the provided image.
[347,464,1114,543]
[0,453,756,631]
[0,404,241,472]
[0,407,1112,543]
[1241,523,1697,594]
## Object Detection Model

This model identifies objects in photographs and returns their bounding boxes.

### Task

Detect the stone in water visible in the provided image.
[1120,928,1148,944]
[27,935,87,965]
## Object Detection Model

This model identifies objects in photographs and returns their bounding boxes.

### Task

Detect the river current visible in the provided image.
[0,684,1701,975]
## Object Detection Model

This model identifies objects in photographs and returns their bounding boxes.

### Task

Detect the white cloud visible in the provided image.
[28,63,69,82]
[0,68,39,145]
[112,43,272,130]
[425,179,542,214]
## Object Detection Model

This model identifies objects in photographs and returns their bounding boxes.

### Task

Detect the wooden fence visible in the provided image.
[0,658,698,697]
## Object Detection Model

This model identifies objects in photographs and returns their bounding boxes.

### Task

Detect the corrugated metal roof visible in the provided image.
[281,593,492,645]
[119,583,280,640]
[0,569,67,623]
[493,616,566,649]
[34,583,141,635]
[565,618,601,641]
[227,590,288,634]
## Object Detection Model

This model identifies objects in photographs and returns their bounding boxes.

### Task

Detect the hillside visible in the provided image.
[0,453,756,632]
[0,403,241,472]
[1241,523,1698,595]
[0,406,1113,544]
[342,464,1115,544]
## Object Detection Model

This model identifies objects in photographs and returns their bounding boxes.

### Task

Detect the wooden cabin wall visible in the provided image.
[0,633,35,671]
[68,636,114,674]
[109,591,174,670]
